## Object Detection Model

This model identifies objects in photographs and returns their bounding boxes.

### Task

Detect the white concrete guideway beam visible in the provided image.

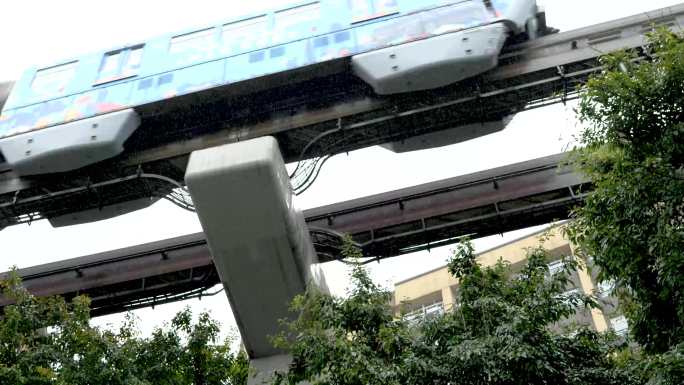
[185,136,327,384]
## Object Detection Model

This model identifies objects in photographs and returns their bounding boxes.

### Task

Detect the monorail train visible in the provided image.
[0,0,542,176]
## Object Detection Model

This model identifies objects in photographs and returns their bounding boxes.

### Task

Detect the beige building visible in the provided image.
[392,226,627,335]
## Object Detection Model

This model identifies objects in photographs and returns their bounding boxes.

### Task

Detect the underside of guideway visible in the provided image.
[1,152,589,317]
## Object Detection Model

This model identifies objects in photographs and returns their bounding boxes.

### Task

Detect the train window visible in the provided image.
[96,45,144,84]
[32,63,76,96]
[249,51,265,63]
[350,0,373,23]
[359,12,422,48]
[273,2,321,43]
[125,47,144,72]
[270,46,286,58]
[373,0,399,16]
[222,15,269,53]
[158,73,174,86]
[334,31,351,43]
[138,78,153,90]
[32,61,78,96]
[170,28,215,56]
[313,36,329,48]
[275,2,321,29]
[100,52,121,78]
[350,0,399,23]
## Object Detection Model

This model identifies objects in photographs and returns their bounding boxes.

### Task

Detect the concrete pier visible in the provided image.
[185,136,325,384]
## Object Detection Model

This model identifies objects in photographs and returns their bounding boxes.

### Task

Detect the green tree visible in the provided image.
[0,272,248,385]
[566,28,684,354]
[271,238,634,385]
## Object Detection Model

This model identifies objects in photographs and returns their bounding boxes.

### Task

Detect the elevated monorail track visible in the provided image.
[0,4,681,229]
[0,153,589,316]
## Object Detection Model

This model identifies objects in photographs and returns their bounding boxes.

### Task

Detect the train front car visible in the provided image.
[351,0,541,95]
[0,62,141,176]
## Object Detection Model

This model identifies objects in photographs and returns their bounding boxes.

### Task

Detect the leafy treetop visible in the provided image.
[0,272,249,385]
[271,238,640,385]
[567,28,684,353]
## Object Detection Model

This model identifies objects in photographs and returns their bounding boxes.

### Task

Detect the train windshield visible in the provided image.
[422,1,494,35]
[368,1,493,47]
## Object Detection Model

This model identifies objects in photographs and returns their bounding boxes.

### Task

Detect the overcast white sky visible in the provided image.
[0,0,682,337]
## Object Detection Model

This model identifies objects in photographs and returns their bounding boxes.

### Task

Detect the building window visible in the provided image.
[32,61,78,96]
[610,315,629,336]
[402,301,444,323]
[222,15,269,53]
[598,279,616,298]
[557,288,581,307]
[350,0,399,23]
[547,260,565,276]
[96,46,144,84]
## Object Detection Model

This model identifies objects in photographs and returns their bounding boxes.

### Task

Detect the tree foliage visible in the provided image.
[0,273,249,385]
[566,28,684,354]
[272,238,639,385]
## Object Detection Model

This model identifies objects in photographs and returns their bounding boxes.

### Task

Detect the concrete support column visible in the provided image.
[185,137,325,385]
[568,241,609,333]
[249,354,295,385]
[441,286,456,311]
[574,257,609,332]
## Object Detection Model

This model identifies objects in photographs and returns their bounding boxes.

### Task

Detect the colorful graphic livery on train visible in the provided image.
[0,0,543,176]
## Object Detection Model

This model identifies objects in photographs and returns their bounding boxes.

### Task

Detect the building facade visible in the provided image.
[392,226,627,335]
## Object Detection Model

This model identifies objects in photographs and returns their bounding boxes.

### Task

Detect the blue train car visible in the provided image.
[0,0,541,176]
